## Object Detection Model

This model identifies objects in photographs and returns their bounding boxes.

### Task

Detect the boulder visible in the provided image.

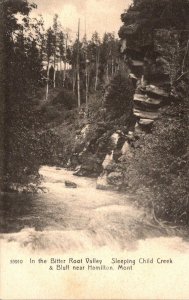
[133,93,147,102]
[121,141,133,156]
[96,173,118,191]
[107,172,123,186]
[129,73,138,80]
[134,94,162,106]
[127,131,135,139]
[80,124,90,138]
[111,132,120,148]
[102,151,114,170]
[134,109,159,120]
[120,39,127,53]
[105,161,122,172]
[73,151,102,177]
[139,119,154,126]
[70,154,79,168]
[134,123,144,136]
[145,85,169,98]
[130,60,144,67]
[146,97,162,106]
[65,181,77,188]
[73,165,82,175]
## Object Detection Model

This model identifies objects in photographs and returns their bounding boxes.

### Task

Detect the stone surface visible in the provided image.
[107,172,123,186]
[121,141,133,158]
[65,181,77,188]
[145,97,162,106]
[130,60,144,67]
[80,124,90,138]
[133,93,147,102]
[96,173,118,191]
[105,161,122,173]
[120,39,127,53]
[102,151,114,170]
[139,119,154,125]
[124,23,140,35]
[111,133,120,147]
[134,109,159,120]
[134,94,162,106]
[145,85,169,97]
[129,73,138,80]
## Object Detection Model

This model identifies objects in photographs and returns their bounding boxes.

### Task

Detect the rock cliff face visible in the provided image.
[65,75,134,188]
[95,6,189,190]
[66,1,189,192]
[119,3,189,136]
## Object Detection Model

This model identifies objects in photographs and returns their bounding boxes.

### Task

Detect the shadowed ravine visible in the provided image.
[0,166,188,252]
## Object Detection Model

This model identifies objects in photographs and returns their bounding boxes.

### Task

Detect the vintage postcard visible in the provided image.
[0,0,189,299]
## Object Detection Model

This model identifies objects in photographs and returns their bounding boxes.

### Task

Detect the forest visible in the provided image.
[0,0,189,227]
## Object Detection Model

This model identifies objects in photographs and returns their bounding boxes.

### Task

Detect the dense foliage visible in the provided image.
[120,0,189,33]
[0,0,121,190]
[124,99,189,225]
[104,74,134,120]
[1,0,44,189]
[119,0,189,225]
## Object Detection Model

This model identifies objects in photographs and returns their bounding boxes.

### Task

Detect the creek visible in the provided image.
[0,166,189,299]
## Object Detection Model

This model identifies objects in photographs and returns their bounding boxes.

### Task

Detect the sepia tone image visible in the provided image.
[0,0,189,299]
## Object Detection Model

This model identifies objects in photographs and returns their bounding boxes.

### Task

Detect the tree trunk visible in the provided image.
[106,63,109,83]
[53,55,56,88]
[59,58,63,86]
[63,34,68,87]
[95,48,100,91]
[85,65,89,107]
[77,66,81,107]
[63,61,66,87]
[45,61,50,100]
[72,67,76,93]
[77,19,81,108]
[111,57,114,76]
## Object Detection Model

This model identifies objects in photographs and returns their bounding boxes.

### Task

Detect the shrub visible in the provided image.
[124,100,189,225]
[104,74,134,119]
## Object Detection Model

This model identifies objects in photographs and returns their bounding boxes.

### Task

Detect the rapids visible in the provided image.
[0,166,189,299]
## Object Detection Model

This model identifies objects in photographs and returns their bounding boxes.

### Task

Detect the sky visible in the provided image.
[30,0,131,39]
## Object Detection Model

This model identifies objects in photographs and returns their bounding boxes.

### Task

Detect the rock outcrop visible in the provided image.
[63,1,189,192]
[95,1,189,191]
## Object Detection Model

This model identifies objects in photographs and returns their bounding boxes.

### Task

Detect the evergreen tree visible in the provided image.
[45,27,54,99]
[1,0,44,188]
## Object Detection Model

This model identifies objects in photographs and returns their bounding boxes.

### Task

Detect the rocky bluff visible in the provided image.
[63,1,189,192]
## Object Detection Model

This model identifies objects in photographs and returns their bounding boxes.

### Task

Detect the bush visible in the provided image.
[124,100,189,225]
[4,95,43,188]
[52,89,77,109]
[104,74,134,119]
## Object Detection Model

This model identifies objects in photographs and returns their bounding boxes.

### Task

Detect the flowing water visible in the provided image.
[0,166,189,299]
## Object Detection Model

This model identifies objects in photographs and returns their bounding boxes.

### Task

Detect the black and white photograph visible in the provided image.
[0,0,189,299]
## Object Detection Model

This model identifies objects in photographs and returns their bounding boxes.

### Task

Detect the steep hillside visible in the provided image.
[48,0,189,225]
[116,0,189,225]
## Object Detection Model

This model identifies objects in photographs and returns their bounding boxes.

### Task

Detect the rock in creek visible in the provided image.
[96,173,119,191]
[65,181,77,188]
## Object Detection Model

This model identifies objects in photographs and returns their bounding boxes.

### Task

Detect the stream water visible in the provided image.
[0,166,189,299]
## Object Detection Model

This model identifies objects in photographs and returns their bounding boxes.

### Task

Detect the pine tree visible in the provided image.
[1,0,43,188]
[45,27,54,99]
